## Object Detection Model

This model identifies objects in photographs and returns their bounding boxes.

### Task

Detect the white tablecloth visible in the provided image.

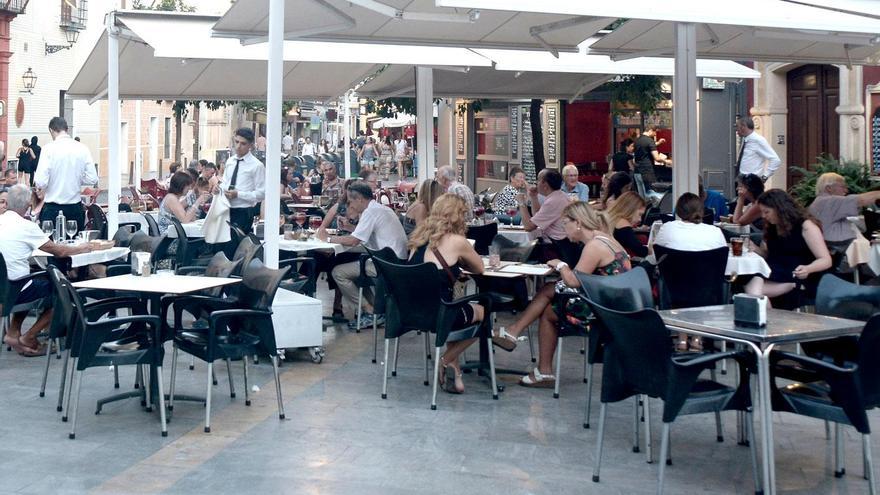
[726,252,771,277]
[497,227,531,244]
[278,237,347,255]
[118,212,158,233]
[166,219,205,238]
[717,223,751,235]
[32,246,130,268]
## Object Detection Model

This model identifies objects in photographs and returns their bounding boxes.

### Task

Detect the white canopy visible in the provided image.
[782,0,880,20]
[370,114,416,129]
[68,10,492,101]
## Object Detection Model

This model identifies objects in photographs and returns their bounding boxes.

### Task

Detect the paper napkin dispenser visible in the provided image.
[733,294,767,327]
[132,252,152,276]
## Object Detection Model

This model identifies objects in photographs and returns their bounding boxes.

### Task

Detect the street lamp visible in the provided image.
[45,27,80,55]
[21,67,36,94]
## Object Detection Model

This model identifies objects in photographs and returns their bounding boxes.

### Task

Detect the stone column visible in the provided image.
[836,65,866,163]
[0,13,13,168]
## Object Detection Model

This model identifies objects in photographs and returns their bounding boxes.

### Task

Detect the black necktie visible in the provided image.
[229,158,243,189]
[736,138,748,170]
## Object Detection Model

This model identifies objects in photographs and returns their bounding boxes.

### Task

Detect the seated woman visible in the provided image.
[405,179,443,227]
[598,171,632,210]
[157,171,209,236]
[492,202,631,388]
[654,192,727,251]
[606,191,648,258]
[407,194,485,394]
[493,166,526,225]
[280,167,297,202]
[746,189,832,301]
[732,173,764,228]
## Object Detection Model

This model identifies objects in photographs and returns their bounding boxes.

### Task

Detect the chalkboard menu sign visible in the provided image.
[509,105,519,161]
[872,108,880,173]
[545,102,558,167]
[456,110,467,159]
[520,106,536,183]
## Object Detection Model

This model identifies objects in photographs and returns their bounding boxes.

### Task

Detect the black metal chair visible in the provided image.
[373,257,496,410]
[770,314,880,493]
[0,252,51,355]
[585,301,759,493]
[865,209,880,237]
[167,259,289,432]
[466,222,498,256]
[47,265,166,439]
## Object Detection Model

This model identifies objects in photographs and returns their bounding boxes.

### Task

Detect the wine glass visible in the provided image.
[66,220,78,244]
[473,205,486,223]
[41,220,54,240]
[506,206,518,224]
[309,215,322,232]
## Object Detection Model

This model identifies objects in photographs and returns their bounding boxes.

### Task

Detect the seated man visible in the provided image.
[318,181,407,329]
[809,172,880,250]
[519,168,574,262]
[436,165,475,220]
[2,168,17,190]
[699,176,729,222]
[560,164,590,201]
[0,185,96,356]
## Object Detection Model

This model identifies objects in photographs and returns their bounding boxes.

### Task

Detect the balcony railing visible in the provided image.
[0,0,29,15]
[60,0,87,30]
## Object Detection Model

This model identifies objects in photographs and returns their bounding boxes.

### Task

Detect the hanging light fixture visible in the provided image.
[21,67,37,94]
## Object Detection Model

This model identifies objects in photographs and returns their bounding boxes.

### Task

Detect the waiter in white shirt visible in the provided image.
[735,116,781,183]
[218,127,266,238]
[34,117,98,230]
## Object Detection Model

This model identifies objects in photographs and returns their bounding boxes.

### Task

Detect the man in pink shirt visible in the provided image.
[518,169,575,261]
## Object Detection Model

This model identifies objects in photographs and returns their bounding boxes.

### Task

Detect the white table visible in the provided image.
[271,289,323,356]
[72,272,239,294]
[497,226,531,244]
[717,223,751,235]
[32,246,130,268]
[278,236,347,255]
[118,212,158,233]
[726,252,771,277]
[166,219,205,238]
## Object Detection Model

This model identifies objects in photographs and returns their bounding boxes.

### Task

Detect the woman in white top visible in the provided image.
[654,192,727,251]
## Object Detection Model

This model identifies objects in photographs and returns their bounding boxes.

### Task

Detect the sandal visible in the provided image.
[491,327,518,352]
[444,365,465,394]
[519,368,556,388]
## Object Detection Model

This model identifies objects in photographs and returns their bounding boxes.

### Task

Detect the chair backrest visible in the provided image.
[490,236,538,263]
[702,209,715,225]
[576,266,654,311]
[653,245,728,310]
[232,236,263,277]
[657,191,673,214]
[169,216,192,266]
[130,233,172,269]
[142,212,160,236]
[46,265,88,352]
[113,227,138,247]
[586,301,672,402]
[238,259,290,311]
[865,209,880,235]
[0,251,13,313]
[372,257,443,335]
[365,246,404,315]
[816,274,880,321]
[87,203,108,239]
[466,222,498,255]
[202,252,243,297]
[858,315,880,410]
[45,264,78,340]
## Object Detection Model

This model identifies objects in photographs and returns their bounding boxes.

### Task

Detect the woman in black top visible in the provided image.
[610,138,635,173]
[606,191,648,258]
[600,171,633,210]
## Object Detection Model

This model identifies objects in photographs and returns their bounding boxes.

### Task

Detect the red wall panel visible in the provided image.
[565,101,611,169]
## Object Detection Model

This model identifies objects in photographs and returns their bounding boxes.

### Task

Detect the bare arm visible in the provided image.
[733,198,762,226]
[38,240,93,257]
[856,190,880,207]
[794,220,833,279]
[520,189,539,231]
[455,236,483,275]
[405,202,426,224]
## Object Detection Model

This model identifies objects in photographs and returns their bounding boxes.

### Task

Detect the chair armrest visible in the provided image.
[83,296,145,318]
[16,270,47,283]
[671,350,742,369]
[87,314,161,331]
[207,309,273,337]
[771,350,856,376]
[107,264,133,277]
[175,265,208,276]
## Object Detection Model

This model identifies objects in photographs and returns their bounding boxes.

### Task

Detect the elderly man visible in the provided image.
[0,185,98,355]
[519,168,571,260]
[318,181,407,329]
[320,159,342,198]
[809,173,880,248]
[560,164,590,201]
[736,116,781,182]
[34,117,98,231]
[437,165,475,219]
[0,168,17,191]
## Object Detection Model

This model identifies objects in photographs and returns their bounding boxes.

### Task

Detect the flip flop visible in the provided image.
[519,368,556,388]
[16,340,47,357]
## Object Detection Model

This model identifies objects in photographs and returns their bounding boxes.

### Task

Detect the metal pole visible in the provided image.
[264,0,284,269]
[672,22,699,201]
[107,12,120,238]
[135,100,142,185]
[344,93,351,179]
[415,67,435,183]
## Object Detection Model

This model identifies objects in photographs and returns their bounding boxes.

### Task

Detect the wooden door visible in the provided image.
[787,65,839,185]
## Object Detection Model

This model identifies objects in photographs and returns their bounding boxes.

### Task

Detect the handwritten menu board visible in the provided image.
[456,109,467,160]
[545,102,558,167]
[520,106,536,183]
[509,105,519,162]
[873,107,880,173]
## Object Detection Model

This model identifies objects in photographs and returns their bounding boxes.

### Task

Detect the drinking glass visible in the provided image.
[309,215,322,231]
[740,235,750,254]
[66,220,78,243]
[488,246,501,269]
[282,223,294,239]
[42,220,54,240]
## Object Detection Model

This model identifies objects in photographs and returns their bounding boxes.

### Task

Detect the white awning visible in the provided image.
[371,114,416,129]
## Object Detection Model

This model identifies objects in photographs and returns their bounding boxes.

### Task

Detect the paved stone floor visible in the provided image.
[0,287,877,495]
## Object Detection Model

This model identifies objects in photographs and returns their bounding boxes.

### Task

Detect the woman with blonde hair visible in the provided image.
[606,191,648,257]
[405,178,444,226]
[492,201,631,387]
[407,194,486,394]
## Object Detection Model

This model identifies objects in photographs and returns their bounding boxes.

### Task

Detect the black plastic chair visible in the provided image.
[142,212,160,236]
[364,247,404,364]
[865,209,880,236]
[87,204,108,239]
[653,245,728,310]
[47,266,166,439]
[0,252,51,355]
[466,222,498,256]
[372,257,496,410]
[585,301,759,493]
[770,314,880,493]
[169,216,211,269]
[577,267,654,432]
[167,259,289,432]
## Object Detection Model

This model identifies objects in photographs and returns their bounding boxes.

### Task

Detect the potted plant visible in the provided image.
[788,154,879,207]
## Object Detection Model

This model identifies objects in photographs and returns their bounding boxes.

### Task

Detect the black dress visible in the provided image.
[613,226,648,258]
[765,220,815,284]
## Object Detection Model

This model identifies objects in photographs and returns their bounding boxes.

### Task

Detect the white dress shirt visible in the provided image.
[351,201,408,259]
[0,211,49,281]
[738,132,781,178]
[221,152,266,209]
[282,135,294,152]
[34,133,98,204]
[654,220,727,252]
[301,143,317,156]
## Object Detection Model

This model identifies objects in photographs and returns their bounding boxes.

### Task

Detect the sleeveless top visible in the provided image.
[361,145,376,160]
[590,236,632,275]
[380,142,393,159]
[765,220,815,283]
[409,243,462,300]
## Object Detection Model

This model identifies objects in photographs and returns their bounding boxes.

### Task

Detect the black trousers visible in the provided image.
[215,206,257,258]
[40,202,86,232]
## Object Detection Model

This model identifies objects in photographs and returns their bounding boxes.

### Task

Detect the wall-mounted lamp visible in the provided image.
[45,28,80,55]
[21,67,37,94]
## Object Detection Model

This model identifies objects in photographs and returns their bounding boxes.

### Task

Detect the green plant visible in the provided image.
[788,154,878,206]
[603,75,665,127]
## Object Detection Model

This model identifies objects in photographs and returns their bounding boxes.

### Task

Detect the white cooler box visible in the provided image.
[271,288,323,350]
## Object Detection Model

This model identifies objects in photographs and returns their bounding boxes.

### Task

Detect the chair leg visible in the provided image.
[372,315,379,364]
[113,365,120,389]
[40,335,53,397]
[57,348,71,412]
[68,370,84,439]
[553,337,563,399]
[657,423,671,495]
[430,346,441,410]
[392,337,400,377]
[62,357,77,422]
[143,364,152,412]
[156,365,168,437]
[710,369,723,442]
[825,420,831,439]
[243,356,251,406]
[592,403,608,483]
[169,346,178,411]
[356,288,363,333]
[212,366,218,386]
[271,354,285,420]
[487,334,499,400]
[583,336,589,383]
[527,324,536,363]
[644,396,653,464]
[633,395,641,453]
[424,330,431,361]
[746,410,762,494]
[835,422,846,477]
[381,338,390,399]
[423,334,430,387]
[189,354,195,370]
[204,362,213,433]
[226,358,235,399]
[584,363,594,429]
[864,434,877,494]
[720,341,728,375]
